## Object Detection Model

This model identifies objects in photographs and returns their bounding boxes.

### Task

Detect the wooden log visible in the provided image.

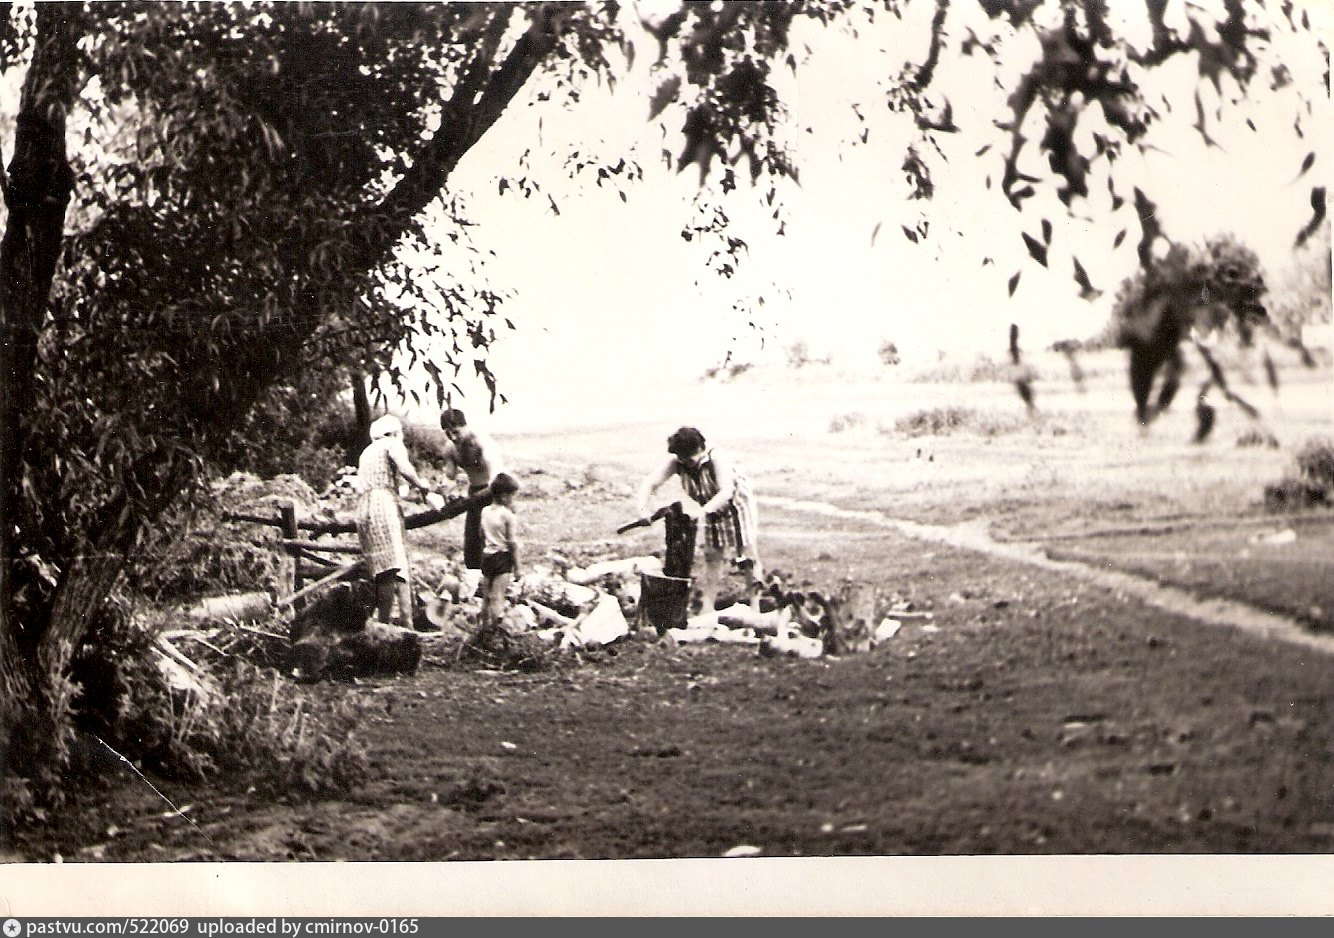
[276,560,363,610]
[284,539,362,554]
[823,581,877,655]
[225,494,481,536]
[529,601,578,630]
[662,503,697,579]
[290,621,421,682]
[281,500,301,596]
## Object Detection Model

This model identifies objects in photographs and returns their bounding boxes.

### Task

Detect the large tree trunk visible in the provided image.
[1,5,82,800]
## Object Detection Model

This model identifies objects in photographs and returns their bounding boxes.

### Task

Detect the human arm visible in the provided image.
[636,457,679,518]
[387,438,434,499]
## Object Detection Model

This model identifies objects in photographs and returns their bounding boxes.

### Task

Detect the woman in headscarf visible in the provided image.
[636,426,764,618]
[356,414,438,629]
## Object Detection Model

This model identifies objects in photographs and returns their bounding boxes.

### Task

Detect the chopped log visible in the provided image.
[822,580,877,655]
[529,601,578,630]
[662,503,697,579]
[716,604,788,636]
[299,549,340,568]
[566,555,663,585]
[276,560,363,611]
[289,580,373,643]
[284,539,362,554]
[188,592,274,624]
[290,621,421,683]
[223,493,481,535]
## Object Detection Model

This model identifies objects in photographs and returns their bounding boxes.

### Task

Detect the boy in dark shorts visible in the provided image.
[478,472,521,629]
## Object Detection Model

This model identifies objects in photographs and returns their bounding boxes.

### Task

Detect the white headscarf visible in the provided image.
[369,414,402,440]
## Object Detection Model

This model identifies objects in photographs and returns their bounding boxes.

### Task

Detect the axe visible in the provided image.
[616,502,680,535]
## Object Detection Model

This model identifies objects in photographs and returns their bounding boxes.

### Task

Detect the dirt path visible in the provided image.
[763,495,1334,655]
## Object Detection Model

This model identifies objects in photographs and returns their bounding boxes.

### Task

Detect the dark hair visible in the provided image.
[440,408,468,431]
[667,426,706,458]
[490,472,519,497]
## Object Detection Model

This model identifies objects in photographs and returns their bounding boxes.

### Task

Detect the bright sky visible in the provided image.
[383,1,1331,433]
[4,3,1322,433]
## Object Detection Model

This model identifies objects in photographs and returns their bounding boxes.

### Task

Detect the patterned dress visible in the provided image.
[356,437,410,580]
[676,448,757,552]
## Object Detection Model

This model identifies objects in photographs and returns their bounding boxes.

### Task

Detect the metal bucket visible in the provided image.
[637,573,692,635]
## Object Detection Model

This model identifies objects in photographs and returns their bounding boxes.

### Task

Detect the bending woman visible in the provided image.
[637,426,764,616]
[356,415,436,629]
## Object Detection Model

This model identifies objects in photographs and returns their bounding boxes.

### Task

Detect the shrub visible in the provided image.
[888,406,1036,438]
[878,341,901,366]
[216,387,358,492]
[128,474,303,603]
[71,608,371,798]
[892,406,974,436]
[402,423,454,472]
[828,413,866,433]
[1296,437,1334,490]
[909,354,1017,384]
[1236,429,1280,449]
[208,663,372,797]
[786,340,811,369]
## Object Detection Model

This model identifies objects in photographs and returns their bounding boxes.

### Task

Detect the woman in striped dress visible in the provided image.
[637,426,764,618]
[356,415,437,629]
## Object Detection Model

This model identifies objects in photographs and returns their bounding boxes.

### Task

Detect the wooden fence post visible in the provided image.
[280,499,301,603]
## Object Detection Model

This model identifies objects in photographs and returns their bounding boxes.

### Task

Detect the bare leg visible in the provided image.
[699,549,723,617]
[484,571,512,628]
[396,577,414,629]
[745,554,765,608]
[373,571,397,624]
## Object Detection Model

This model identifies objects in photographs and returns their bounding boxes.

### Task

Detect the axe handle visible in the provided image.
[615,501,680,535]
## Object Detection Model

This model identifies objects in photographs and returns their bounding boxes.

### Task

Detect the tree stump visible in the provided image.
[662,503,697,579]
[288,581,421,682]
[822,580,877,655]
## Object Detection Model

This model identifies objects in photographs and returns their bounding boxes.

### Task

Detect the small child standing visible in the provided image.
[478,472,521,630]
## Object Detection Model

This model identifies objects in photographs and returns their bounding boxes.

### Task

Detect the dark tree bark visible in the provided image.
[1,4,83,787]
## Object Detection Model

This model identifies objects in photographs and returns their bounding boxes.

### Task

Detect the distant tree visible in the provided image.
[786,339,812,369]
[1111,233,1275,436]
[1,0,1326,801]
[878,340,901,367]
[1269,225,1332,342]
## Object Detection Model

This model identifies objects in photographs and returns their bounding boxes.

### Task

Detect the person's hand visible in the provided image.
[425,491,446,511]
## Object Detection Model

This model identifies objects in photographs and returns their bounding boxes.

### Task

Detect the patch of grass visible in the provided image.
[909,355,1016,384]
[888,406,1034,438]
[1236,428,1280,449]
[828,412,866,433]
[209,663,372,797]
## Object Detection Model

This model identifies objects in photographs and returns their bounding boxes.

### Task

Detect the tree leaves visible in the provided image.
[1021,231,1047,267]
[1072,256,1101,301]
[648,75,681,120]
[1294,186,1326,248]
[1133,188,1162,267]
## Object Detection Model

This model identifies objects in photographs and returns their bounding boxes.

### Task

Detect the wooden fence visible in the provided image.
[224,493,481,611]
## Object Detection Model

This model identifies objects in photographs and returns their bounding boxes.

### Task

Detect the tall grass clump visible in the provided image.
[67,610,370,799]
[890,406,1030,437]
